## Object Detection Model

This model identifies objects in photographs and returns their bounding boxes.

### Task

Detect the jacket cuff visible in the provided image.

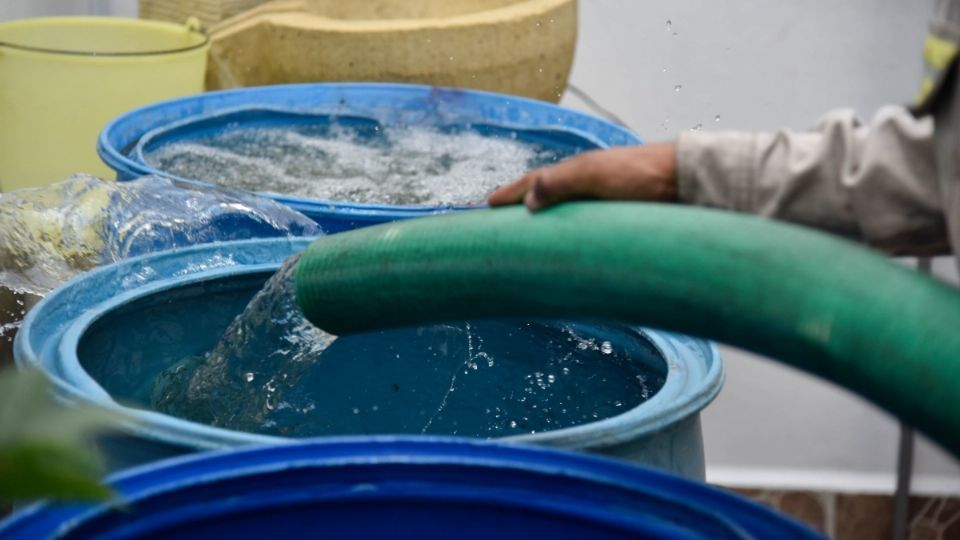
[676,131,758,212]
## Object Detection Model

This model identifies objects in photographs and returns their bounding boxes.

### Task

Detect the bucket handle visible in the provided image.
[184,16,207,37]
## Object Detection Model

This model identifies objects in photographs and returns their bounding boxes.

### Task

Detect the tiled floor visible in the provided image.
[728,488,960,539]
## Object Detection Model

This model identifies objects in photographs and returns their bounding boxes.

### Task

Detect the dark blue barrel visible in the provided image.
[0,438,823,539]
[97,83,641,232]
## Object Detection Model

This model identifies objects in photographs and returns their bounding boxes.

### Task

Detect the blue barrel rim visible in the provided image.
[0,437,823,539]
[97,82,642,217]
[15,237,723,453]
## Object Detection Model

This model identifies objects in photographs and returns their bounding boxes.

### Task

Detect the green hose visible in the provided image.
[296,202,960,456]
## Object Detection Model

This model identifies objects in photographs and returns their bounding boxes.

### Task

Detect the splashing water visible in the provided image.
[151,256,666,438]
[145,123,575,206]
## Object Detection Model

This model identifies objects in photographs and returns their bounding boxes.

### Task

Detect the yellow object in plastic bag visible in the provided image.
[0,17,209,192]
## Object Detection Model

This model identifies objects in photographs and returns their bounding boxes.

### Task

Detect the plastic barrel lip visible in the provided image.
[16,238,720,454]
[0,16,209,57]
[0,437,822,540]
[97,82,641,218]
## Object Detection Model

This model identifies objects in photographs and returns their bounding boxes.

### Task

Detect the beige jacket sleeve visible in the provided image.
[676,107,950,255]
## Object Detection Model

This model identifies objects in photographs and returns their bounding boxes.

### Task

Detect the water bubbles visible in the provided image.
[547,374,556,383]
[352,407,360,415]
[665,19,677,35]
[148,125,568,207]
[509,420,518,428]
[244,372,255,382]
[600,341,613,355]
[562,367,570,375]
[448,55,455,61]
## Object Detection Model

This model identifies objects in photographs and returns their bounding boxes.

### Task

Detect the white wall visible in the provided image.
[561,0,960,495]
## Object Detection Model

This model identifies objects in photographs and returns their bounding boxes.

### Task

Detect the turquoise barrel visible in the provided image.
[15,238,722,478]
[97,83,640,232]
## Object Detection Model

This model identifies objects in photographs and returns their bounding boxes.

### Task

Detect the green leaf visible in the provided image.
[0,368,119,503]
[0,443,113,501]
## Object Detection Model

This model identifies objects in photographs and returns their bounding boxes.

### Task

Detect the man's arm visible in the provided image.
[490,106,949,256]
[678,106,948,255]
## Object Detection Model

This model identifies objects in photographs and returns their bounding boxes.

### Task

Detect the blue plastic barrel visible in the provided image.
[0,437,823,539]
[97,83,641,231]
[15,238,723,477]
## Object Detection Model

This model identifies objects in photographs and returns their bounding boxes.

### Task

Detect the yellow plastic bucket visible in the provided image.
[0,17,209,192]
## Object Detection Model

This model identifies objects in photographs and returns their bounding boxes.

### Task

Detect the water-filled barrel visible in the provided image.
[15,238,722,478]
[97,83,640,232]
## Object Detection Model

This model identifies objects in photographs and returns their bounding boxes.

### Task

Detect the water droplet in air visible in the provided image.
[691,123,703,131]
[666,20,672,32]
[714,115,721,123]
[674,84,682,92]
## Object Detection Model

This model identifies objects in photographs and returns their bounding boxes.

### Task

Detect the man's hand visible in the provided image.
[488,143,679,211]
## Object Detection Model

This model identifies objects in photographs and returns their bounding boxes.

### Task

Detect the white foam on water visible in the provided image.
[147,125,565,206]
